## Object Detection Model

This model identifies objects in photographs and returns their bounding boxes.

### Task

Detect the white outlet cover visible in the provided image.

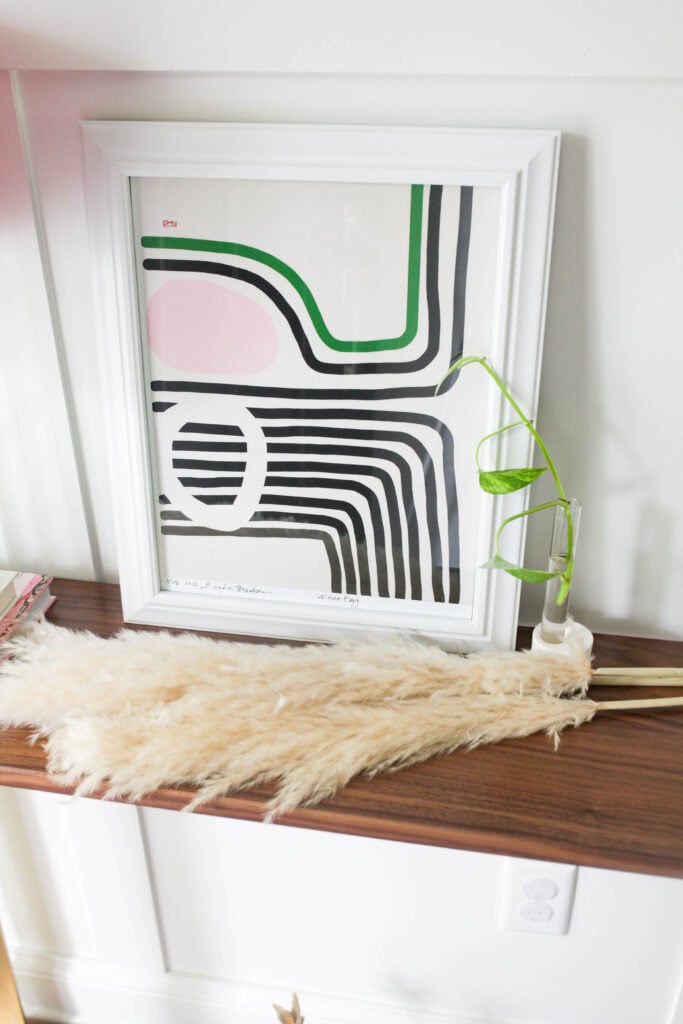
[499,858,578,936]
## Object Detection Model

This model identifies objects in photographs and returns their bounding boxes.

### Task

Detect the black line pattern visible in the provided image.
[146,185,472,400]
[158,410,459,603]
[147,183,472,603]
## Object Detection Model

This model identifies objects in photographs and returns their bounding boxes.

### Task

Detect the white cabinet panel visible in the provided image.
[141,807,683,1024]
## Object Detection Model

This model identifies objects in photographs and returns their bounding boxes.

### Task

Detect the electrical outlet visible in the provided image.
[499,858,578,936]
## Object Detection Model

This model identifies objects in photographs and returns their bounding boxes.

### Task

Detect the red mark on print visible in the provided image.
[162,220,177,228]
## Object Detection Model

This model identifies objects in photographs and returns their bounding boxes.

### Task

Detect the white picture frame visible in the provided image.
[82,121,560,651]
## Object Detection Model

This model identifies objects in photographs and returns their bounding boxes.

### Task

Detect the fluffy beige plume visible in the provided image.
[41,688,597,817]
[0,621,591,725]
[273,994,303,1024]
[0,623,595,817]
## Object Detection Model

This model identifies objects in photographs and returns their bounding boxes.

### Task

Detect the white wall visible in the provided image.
[1,5,683,1024]
[2,65,683,637]
[0,0,681,78]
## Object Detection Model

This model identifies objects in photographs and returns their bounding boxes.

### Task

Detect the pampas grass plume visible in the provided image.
[0,622,595,817]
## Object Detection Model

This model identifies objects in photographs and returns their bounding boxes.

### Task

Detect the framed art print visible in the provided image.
[82,122,560,650]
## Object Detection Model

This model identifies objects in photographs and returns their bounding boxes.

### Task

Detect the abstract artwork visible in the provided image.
[132,177,498,614]
[83,121,560,648]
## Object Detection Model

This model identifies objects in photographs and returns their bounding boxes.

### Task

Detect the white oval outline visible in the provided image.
[158,398,267,533]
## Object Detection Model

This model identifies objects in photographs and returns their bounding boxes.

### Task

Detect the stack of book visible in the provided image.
[0,571,55,646]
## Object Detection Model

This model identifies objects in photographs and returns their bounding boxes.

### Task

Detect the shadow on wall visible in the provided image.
[519,132,597,631]
[519,130,680,642]
[629,500,678,638]
[598,492,679,640]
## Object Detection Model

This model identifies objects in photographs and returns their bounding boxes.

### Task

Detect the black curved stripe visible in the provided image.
[172,441,248,453]
[148,185,472,400]
[143,255,437,377]
[161,524,343,593]
[194,495,237,506]
[262,424,442,602]
[268,440,421,598]
[268,442,421,600]
[180,422,244,436]
[173,459,247,471]
[262,494,371,596]
[269,459,406,599]
[265,474,389,597]
[154,379,436,400]
[178,476,243,488]
[253,406,459,601]
[163,474,386,596]
[142,185,441,378]
[251,510,355,594]
[239,527,342,593]
[450,186,472,376]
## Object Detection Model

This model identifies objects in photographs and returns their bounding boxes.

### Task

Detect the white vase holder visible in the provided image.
[531,618,594,657]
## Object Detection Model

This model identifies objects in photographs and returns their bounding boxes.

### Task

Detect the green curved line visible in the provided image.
[141,184,423,353]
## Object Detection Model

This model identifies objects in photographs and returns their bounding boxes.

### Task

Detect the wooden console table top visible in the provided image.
[1,579,682,878]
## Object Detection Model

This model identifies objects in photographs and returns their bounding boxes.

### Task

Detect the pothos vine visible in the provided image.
[438,355,575,606]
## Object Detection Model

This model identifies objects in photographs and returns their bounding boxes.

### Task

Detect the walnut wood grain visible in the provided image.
[1,579,682,878]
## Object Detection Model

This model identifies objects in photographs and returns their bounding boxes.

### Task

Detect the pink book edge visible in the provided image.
[13,572,44,597]
[0,577,53,637]
[0,572,44,615]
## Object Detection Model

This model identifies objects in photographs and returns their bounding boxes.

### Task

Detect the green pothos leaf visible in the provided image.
[481,554,561,584]
[478,467,546,494]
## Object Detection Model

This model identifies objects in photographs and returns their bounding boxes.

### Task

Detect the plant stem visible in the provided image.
[470,358,566,502]
[493,500,567,557]
[441,356,575,602]
[474,419,526,473]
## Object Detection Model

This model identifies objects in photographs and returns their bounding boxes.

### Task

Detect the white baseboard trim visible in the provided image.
[13,949,522,1024]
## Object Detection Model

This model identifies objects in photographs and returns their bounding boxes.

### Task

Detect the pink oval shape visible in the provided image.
[147,279,278,375]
